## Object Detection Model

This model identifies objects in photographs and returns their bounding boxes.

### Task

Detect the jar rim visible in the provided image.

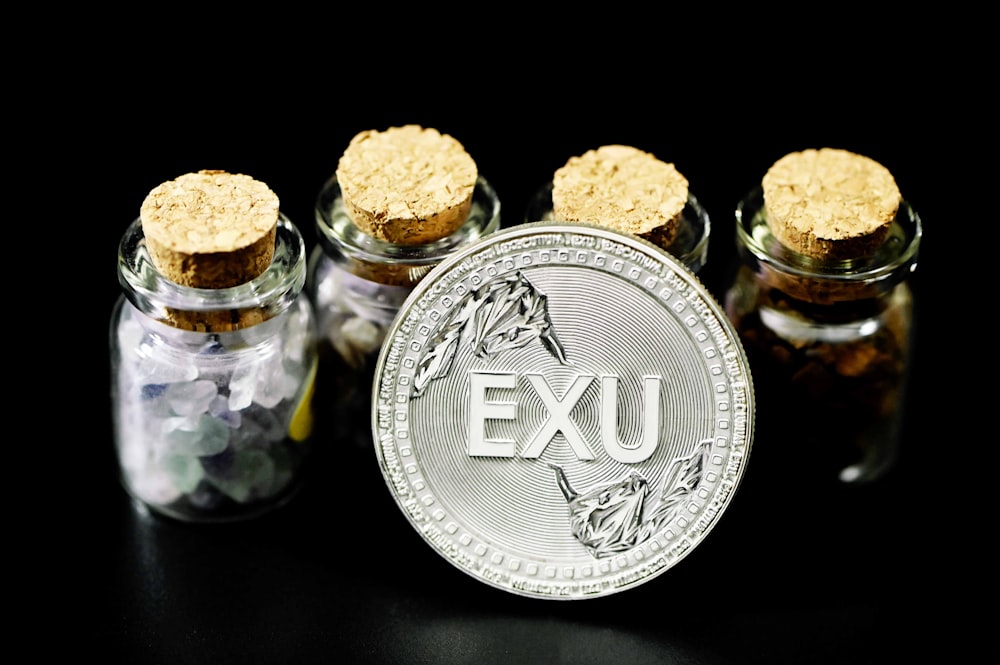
[734,186,921,286]
[314,175,501,266]
[524,181,712,274]
[118,214,307,322]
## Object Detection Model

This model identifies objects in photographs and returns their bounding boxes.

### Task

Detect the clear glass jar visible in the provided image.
[307,175,501,446]
[110,215,318,522]
[724,186,921,484]
[524,181,711,274]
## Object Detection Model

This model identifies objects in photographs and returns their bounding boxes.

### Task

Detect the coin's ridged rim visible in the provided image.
[371,221,755,599]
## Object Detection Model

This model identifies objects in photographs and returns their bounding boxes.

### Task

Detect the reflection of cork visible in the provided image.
[140,169,279,331]
[341,256,436,289]
[336,125,477,245]
[552,145,689,249]
[762,148,901,260]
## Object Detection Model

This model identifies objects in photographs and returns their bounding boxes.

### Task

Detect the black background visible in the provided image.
[38,20,977,664]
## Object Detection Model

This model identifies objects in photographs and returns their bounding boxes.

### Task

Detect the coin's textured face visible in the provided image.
[372,223,754,599]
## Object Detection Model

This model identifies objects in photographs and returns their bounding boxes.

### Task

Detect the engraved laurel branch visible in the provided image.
[549,438,713,558]
[412,271,569,398]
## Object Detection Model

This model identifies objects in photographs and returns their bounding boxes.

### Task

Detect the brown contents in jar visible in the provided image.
[727,279,912,483]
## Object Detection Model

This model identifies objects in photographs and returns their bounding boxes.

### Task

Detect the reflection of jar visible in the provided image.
[307,175,500,446]
[724,150,921,484]
[110,171,318,522]
[525,145,710,274]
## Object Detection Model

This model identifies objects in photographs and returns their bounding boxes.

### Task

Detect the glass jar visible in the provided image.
[307,175,501,446]
[524,181,711,274]
[724,186,921,484]
[110,215,318,522]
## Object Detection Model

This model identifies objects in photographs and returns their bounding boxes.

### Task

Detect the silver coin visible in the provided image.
[371,222,754,599]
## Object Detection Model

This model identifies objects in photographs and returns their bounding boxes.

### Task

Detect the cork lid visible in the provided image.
[336,125,478,245]
[551,145,689,247]
[140,169,279,288]
[762,148,901,260]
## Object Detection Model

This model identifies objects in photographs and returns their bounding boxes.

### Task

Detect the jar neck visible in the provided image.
[734,186,921,305]
[314,175,501,288]
[118,215,308,332]
[119,297,300,352]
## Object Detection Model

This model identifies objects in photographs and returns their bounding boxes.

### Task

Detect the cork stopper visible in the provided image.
[138,170,280,332]
[762,148,901,260]
[140,169,279,289]
[336,125,478,245]
[551,145,689,248]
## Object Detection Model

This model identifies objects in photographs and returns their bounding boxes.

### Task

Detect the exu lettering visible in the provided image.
[468,371,662,463]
